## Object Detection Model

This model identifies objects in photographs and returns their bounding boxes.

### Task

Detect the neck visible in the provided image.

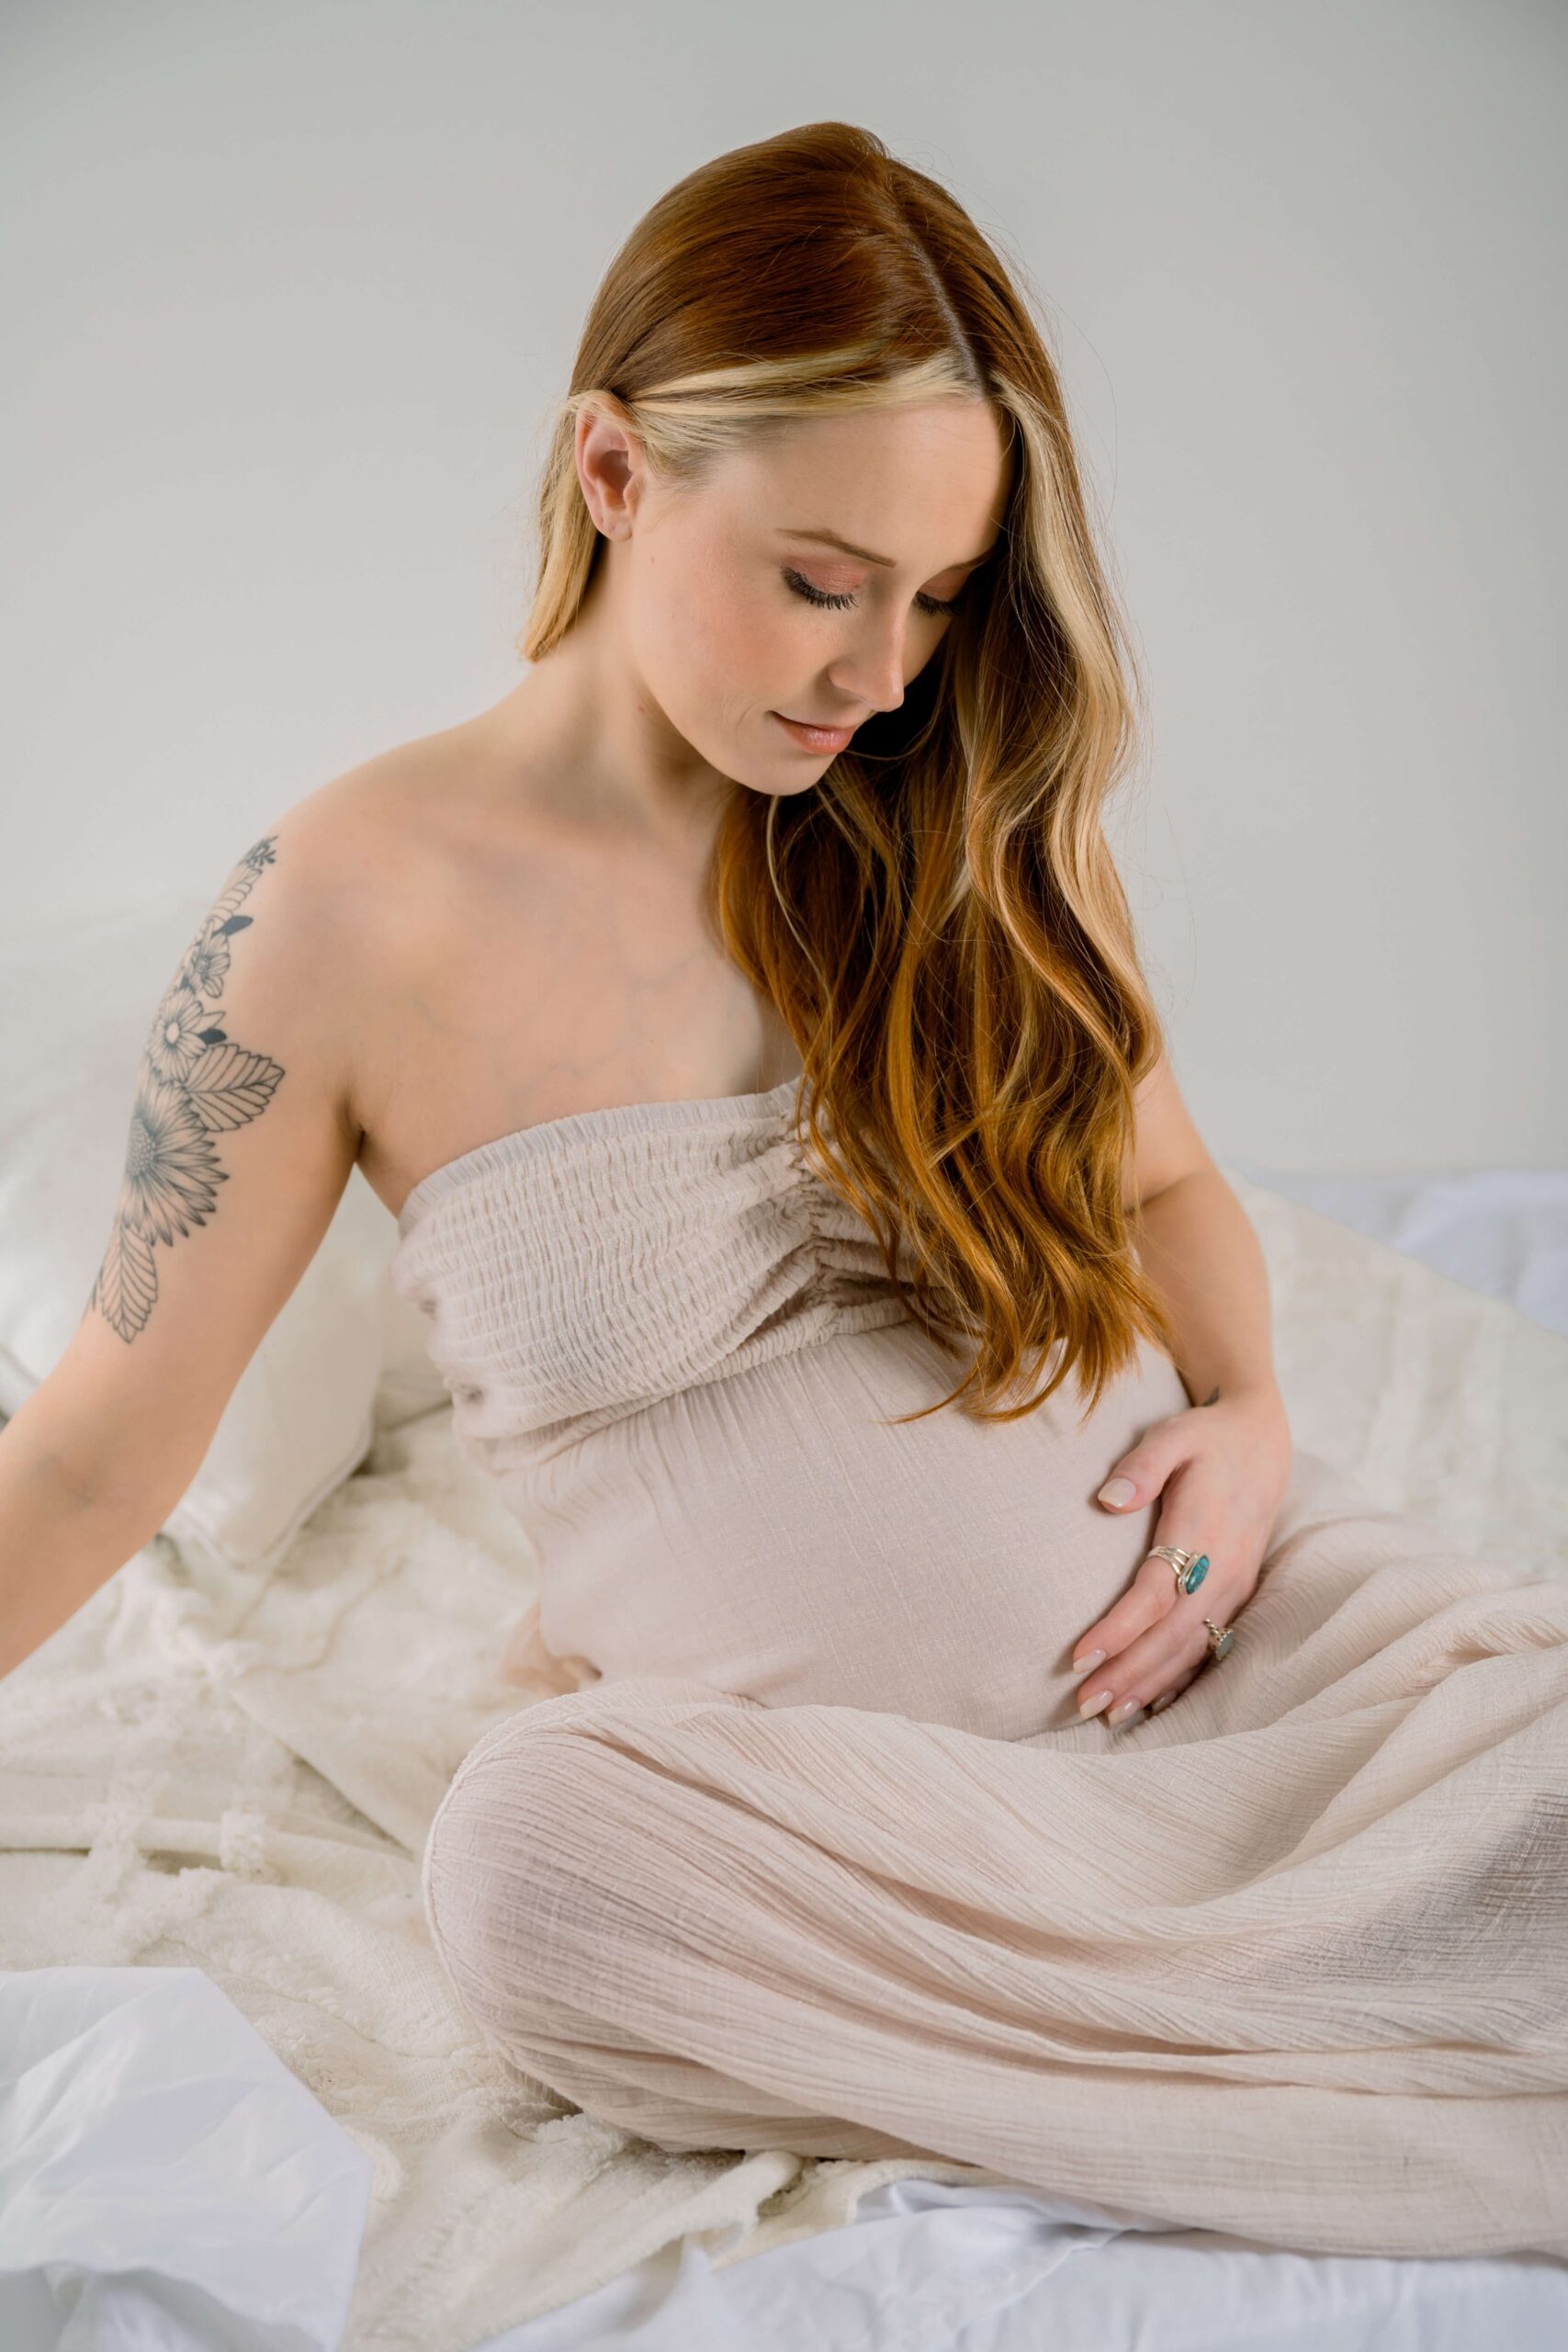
[485,572,734,855]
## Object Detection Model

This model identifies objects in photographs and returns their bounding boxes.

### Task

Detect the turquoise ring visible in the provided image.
[1149,1544,1209,1596]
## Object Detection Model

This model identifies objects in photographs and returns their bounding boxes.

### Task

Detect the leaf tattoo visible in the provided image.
[88,836,287,1343]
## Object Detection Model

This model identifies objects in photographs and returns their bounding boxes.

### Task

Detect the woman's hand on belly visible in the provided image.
[1069,1388,1293,1726]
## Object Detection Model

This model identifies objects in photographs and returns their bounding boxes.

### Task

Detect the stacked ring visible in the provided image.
[1148,1544,1209,1595]
[1147,1545,1235,1668]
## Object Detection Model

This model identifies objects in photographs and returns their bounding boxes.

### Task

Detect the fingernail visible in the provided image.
[1071,1648,1106,1676]
[1078,1686,1113,1717]
[1149,1692,1175,1714]
[1107,1698,1142,1727]
[1098,1477,1136,1506]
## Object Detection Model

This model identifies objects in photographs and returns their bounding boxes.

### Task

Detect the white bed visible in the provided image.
[3,1158,1566,2352]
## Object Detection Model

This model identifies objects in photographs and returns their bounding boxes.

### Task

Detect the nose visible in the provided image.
[829,616,910,718]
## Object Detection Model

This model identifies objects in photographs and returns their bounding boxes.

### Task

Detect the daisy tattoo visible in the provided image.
[88,836,287,1343]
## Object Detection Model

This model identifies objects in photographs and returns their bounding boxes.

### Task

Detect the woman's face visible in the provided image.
[584,398,1012,797]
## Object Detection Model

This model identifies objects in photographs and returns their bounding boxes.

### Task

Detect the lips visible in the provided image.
[773,712,861,752]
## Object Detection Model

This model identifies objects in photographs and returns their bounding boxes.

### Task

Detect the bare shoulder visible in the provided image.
[265,718,506,1087]
[288,710,773,1220]
[275,716,558,1195]
[271,724,476,942]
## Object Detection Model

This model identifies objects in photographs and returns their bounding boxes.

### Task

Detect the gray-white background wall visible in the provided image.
[4,0,1563,1173]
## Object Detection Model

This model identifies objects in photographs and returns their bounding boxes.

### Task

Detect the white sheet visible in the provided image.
[484,2177,1568,2352]
[0,1967,368,2352]
[1222,1161,1568,1342]
[3,1164,1566,2351]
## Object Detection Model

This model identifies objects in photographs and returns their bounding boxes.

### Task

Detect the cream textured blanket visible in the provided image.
[2,1170,1565,2347]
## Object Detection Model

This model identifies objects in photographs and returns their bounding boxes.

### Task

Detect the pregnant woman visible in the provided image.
[6,122,1566,2262]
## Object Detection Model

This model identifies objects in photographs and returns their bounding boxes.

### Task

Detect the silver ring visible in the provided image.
[1148,1544,1211,1597]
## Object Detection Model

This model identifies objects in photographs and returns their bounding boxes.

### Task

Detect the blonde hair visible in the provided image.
[519,120,1179,1427]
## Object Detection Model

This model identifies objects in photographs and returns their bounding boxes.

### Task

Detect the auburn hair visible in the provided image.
[517,120,1180,1428]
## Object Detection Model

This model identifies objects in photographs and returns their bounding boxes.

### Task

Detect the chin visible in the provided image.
[713,731,817,798]
[733,768,818,802]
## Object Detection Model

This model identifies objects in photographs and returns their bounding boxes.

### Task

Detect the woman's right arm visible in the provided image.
[0,797,368,1681]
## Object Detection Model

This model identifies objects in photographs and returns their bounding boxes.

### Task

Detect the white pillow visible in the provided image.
[374,1272,454,1432]
[0,889,429,1578]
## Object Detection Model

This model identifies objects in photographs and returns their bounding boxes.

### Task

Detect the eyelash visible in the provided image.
[783,567,964,618]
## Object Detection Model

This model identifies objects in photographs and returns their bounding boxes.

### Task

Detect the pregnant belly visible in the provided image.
[509,1318,1195,1741]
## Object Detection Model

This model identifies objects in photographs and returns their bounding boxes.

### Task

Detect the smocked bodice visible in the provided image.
[388,1076,912,1474]
[386,1069,1193,1734]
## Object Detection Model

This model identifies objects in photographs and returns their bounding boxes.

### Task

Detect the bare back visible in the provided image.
[343,713,803,1227]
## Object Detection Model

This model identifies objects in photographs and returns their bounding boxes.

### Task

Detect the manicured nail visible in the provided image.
[1072,1648,1106,1676]
[1107,1699,1142,1727]
[1098,1477,1136,1506]
[1148,1692,1175,1713]
[1078,1686,1113,1717]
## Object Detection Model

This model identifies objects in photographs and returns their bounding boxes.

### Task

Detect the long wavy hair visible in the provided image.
[517,121,1180,1428]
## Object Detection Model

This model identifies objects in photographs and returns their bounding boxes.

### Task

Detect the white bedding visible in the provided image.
[2,1163,1566,2351]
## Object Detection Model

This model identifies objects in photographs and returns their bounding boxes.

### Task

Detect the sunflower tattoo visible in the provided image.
[88,836,287,1343]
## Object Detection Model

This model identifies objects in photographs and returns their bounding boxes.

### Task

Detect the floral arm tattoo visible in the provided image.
[88,835,287,1343]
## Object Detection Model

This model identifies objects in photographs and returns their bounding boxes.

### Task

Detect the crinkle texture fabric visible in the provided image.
[389,1077,1568,2262]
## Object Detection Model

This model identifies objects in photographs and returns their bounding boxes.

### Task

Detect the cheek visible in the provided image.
[694,578,796,697]
[641,549,795,703]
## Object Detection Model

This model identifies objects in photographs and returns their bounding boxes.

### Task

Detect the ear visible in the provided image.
[575,398,648,538]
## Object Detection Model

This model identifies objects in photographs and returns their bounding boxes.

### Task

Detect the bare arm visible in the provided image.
[1122,1051,1282,1410]
[0,1403,187,1679]
[1134,1167,1284,1411]
[0,803,366,1682]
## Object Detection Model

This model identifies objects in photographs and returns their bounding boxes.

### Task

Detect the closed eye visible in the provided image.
[783,567,964,618]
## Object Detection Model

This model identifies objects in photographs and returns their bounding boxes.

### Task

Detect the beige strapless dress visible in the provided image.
[389,1075,1568,2261]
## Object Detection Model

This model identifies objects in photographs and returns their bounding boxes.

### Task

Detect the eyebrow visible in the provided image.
[776,526,998,571]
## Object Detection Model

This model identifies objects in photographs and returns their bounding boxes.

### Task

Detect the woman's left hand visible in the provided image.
[1070,1387,1293,1726]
